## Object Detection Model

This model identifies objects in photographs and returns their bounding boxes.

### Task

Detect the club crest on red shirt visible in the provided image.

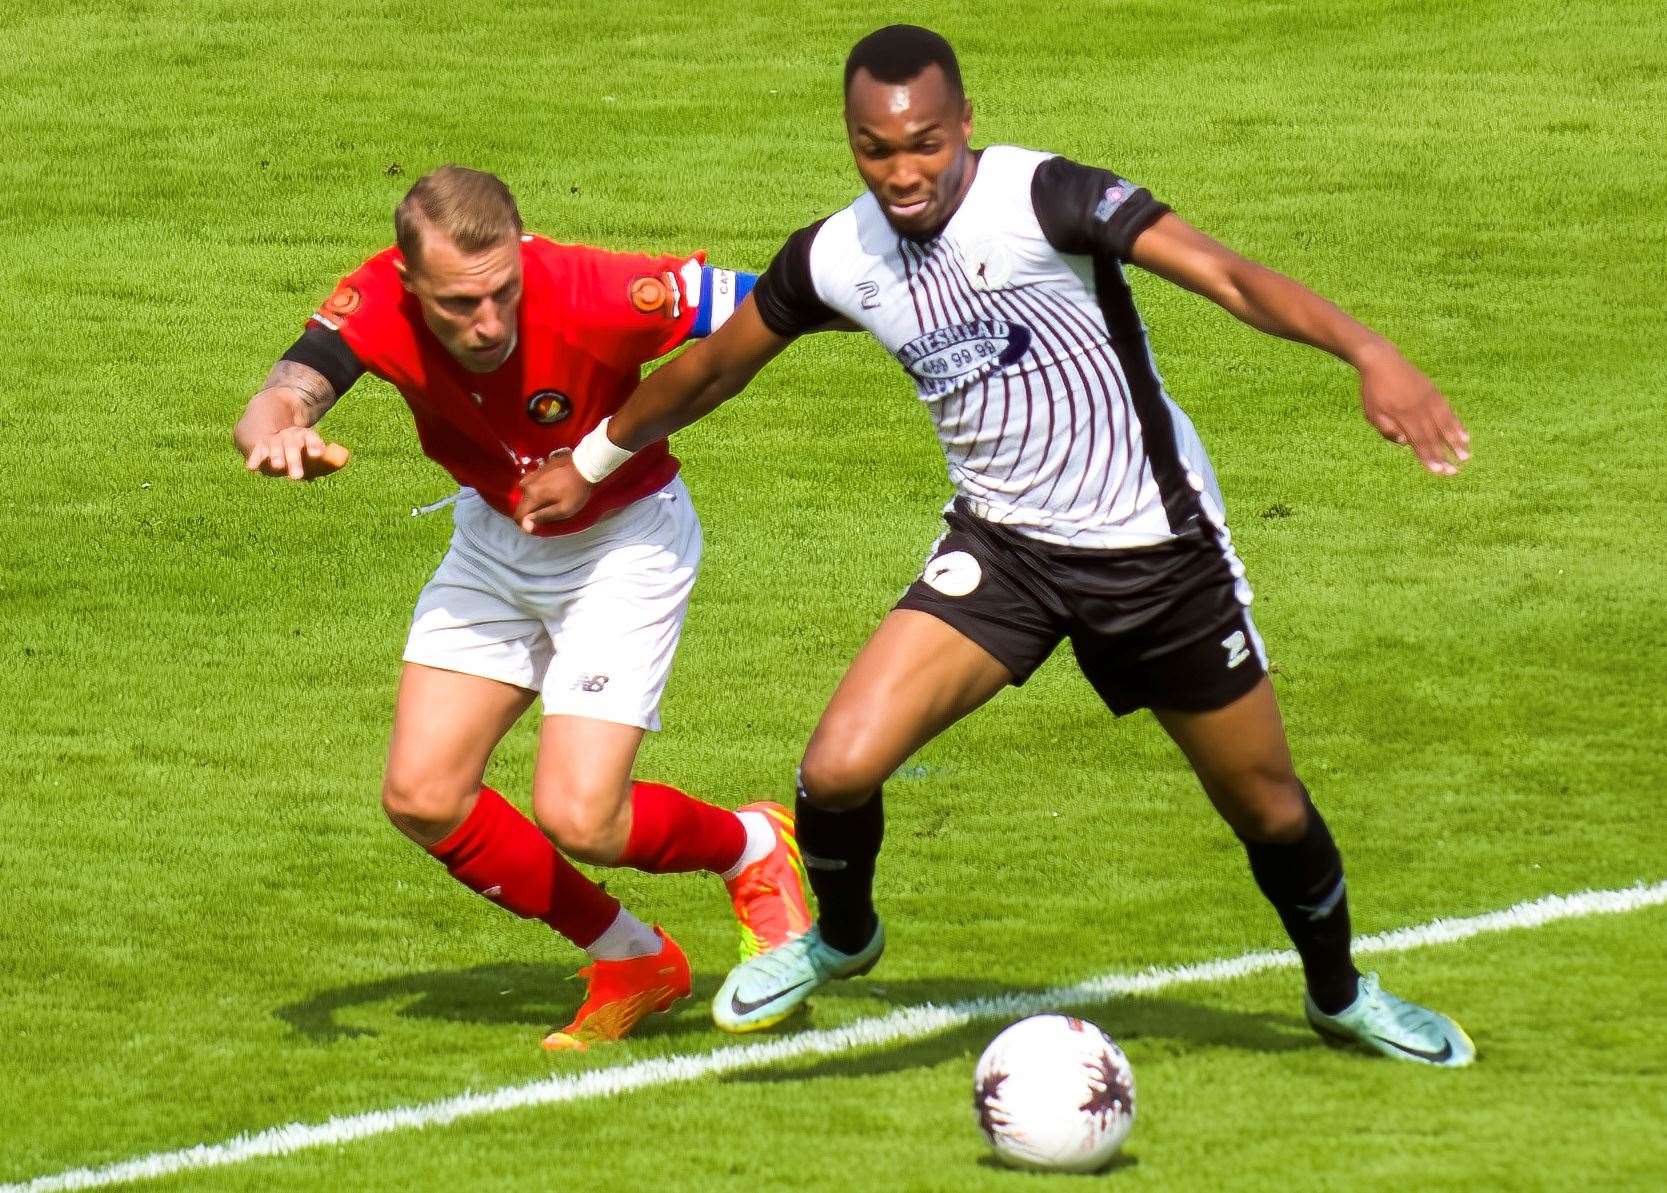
[526,389,573,425]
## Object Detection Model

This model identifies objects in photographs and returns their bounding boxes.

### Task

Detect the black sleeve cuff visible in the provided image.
[281,323,365,396]
[1032,155,1172,262]
[1107,191,1172,260]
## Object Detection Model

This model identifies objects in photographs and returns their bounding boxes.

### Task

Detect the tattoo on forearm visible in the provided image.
[261,360,340,420]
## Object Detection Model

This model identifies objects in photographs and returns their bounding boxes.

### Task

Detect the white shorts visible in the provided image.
[403,477,702,730]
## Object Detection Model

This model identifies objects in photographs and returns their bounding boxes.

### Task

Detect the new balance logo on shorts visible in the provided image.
[1222,630,1250,669]
[573,674,610,693]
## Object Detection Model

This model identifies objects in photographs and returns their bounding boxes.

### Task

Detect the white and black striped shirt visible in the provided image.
[754,144,1223,549]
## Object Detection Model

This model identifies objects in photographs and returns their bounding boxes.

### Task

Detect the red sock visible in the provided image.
[619,780,747,875]
[427,786,620,949]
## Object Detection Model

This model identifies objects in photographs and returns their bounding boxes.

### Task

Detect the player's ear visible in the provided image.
[960,99,973,140]
[394,257,415,294]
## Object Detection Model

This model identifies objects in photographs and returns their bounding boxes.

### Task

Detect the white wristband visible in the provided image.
[572,417,636,483]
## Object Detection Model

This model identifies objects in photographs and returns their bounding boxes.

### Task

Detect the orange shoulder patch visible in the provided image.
[628,274,673,317]
[323,282,361,320]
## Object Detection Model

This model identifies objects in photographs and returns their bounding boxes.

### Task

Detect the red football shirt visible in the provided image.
[311,235,701,535]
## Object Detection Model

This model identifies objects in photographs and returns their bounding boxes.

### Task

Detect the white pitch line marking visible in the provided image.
[9,880,1665,1193]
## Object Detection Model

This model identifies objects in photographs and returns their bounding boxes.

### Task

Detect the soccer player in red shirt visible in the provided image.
[232,166,809,1050]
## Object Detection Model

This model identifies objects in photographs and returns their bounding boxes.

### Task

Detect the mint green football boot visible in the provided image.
[1306,972,1476,1067]
[712,920,885,1033]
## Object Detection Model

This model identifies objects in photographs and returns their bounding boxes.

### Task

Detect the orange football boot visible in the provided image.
[725,801,814,960]
[542,926,691,1052]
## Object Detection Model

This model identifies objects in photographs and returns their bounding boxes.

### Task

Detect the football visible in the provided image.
[972,1014,1136,1172]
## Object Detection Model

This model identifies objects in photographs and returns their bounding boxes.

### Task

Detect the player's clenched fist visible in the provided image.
[514,450,593,532]
[245,426,351,480]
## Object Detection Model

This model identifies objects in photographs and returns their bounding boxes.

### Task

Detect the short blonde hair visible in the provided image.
[394,165,523,265]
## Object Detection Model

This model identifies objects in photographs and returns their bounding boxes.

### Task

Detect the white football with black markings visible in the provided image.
[972,1014,1135,1172]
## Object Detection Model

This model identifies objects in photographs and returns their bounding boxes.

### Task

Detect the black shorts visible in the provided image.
[895,501,1267,716]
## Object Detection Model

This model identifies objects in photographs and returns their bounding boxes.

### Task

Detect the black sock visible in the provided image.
[795,784,883,954]
[1241,789,1361,1015]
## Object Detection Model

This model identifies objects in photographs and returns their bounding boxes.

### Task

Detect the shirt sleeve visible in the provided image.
[573,248,706,370]
[1030,156,1172,262]
[280,324,366,396]
[304,251,420,385]
[751,220,838,339]
[308,264,380,340]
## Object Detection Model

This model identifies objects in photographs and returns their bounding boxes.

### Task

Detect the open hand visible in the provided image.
[245,426,350,480]
[1358,347,1470,475]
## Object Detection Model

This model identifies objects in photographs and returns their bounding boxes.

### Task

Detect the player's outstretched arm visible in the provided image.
[234,361,350,480]
[610,296,793,450]
[514,298,793,530]
[1129,214,1470,475]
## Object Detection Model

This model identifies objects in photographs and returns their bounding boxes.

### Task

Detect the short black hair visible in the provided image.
[843,25,963,98]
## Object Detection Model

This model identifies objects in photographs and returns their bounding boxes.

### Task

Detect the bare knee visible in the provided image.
[534,784,630,865]
[1209,769,1309,843]
[381,768,476,846]
[799,734,890,811]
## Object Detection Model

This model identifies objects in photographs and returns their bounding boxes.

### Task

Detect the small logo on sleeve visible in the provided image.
[856,280,881,310]
[1093,184,1129,222]
[573,674,610,693]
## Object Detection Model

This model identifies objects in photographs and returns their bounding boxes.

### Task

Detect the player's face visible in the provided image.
[845,64,975,239]
[398,231,523,373]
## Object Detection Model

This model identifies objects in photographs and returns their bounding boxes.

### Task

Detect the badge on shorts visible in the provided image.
[923,550,982,597]
[526,390,572,425]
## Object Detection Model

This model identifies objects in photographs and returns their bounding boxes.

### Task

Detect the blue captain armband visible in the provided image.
[690,266,757,337]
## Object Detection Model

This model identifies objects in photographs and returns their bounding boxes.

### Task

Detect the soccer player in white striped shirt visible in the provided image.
[527,25,1475,1065]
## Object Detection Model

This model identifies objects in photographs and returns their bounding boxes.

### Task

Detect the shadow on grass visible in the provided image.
[277,967,1315,1071]
[277,961,623,1042]
[721,982,1311,1087]
[975,1152,1140,1176]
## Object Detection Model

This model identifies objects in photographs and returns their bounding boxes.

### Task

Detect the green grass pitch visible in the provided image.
[3,0,1665,1187]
